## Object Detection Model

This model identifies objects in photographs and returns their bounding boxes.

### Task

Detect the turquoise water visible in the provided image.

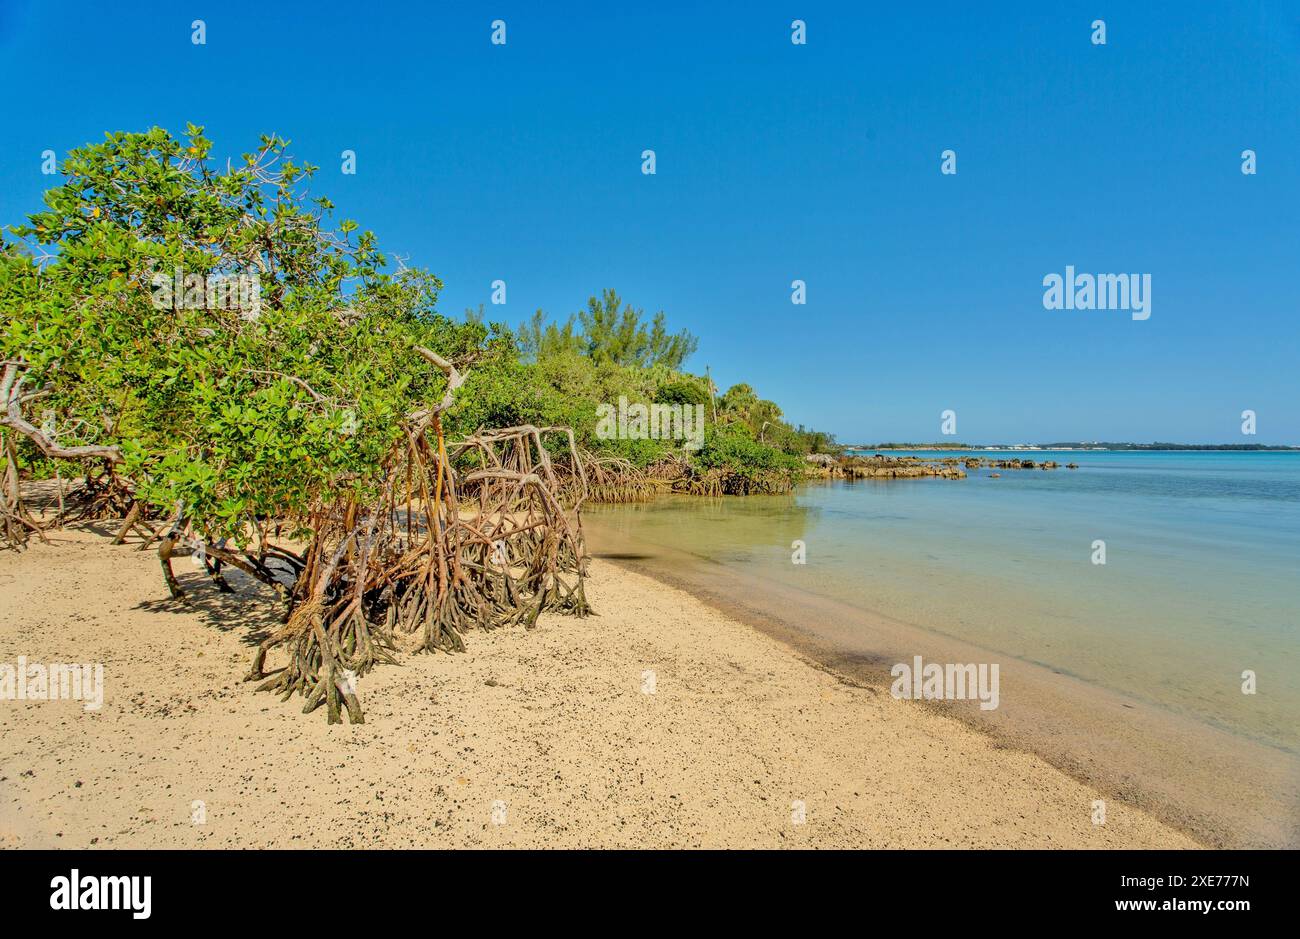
[587,451,1300,753]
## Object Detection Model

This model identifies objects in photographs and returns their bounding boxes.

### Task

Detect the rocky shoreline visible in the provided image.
[805,453,1080,480]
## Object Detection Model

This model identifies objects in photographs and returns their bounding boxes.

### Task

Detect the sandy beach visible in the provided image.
[0,519,1200,849]
[586,492,1300,851]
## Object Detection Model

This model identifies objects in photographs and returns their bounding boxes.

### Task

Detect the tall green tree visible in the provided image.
[576,288,698,370]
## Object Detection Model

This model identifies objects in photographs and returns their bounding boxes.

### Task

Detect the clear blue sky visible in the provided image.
[2,1,1297,443]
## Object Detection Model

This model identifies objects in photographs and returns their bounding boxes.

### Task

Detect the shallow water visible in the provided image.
[586,451,1300,755]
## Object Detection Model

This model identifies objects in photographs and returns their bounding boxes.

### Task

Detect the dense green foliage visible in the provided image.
[1,127,837,542]
[514,289,697,370]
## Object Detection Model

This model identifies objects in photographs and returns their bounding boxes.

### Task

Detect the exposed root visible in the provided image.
[58,469,138,523]
[1,430,45,550]
[243,421,592,724]
[673,465,796,496]
[574,450,658,503]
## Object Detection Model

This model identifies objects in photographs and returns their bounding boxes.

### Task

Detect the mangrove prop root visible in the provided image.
[57,469,138,524]
[2,429,49,550]
[573,450,657,503]
[243,422,592,724]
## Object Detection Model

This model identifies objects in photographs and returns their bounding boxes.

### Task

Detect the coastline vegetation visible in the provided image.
[0,127,837,720]
[856,442,1299,451]
[1,128,839,541]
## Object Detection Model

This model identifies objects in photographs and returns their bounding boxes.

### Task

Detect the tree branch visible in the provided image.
[0,363,124,464]
[410,345,466,421]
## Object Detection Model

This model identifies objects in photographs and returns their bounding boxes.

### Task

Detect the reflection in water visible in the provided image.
[588,492,817,571]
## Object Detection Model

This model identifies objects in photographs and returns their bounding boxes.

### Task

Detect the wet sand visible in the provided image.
[0,521,1198,849]
[585,519,1300,849]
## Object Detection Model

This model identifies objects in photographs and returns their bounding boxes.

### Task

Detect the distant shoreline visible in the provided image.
[847,445,1300,452]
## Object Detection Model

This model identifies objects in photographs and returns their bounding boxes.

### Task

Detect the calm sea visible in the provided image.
[587,450,1300,755]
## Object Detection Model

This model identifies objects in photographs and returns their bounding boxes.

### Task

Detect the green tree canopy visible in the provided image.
[1,126,501,543]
